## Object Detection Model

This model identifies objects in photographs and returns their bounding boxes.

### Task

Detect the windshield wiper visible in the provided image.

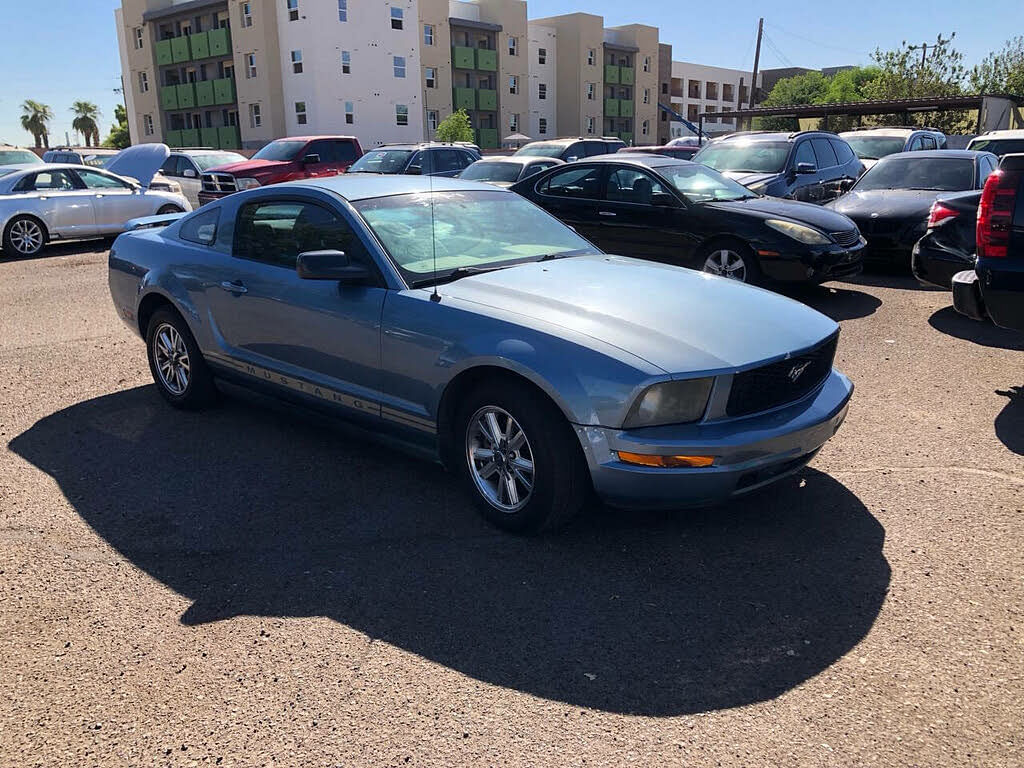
[537,248,592,261]
[410,264,515,288]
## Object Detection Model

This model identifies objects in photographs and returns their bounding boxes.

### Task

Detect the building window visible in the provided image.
[423,24,433,45]
[587,49,595,66]
[510,113,519,132]
[143,114,154,136]
[249,103,262,128]
[390,7,403,30]
[345,101,354,124]
[508,75,518,95]
[338,0,347,22]
[291,50,303,74]
[538,83,546,100]
[508,36,518,56]
[661,82,668,95]
[295,101,307,125]
[427,109,438,132]
[642,88,650,104]
[287,0,299,22]
[133,27,144,49]
[396,104,408,126]
[425,66,436,88]
[246,52,257,78]
[393,56,406,78]
[643,56,651,72]
[538,47,546,65]
[586,116,594,134]
[642,119,649,136]
[538,117,547,135]
[138,71,149,93]
[341,50,351,74]
[586,82,594,100]
[240,2,253,27]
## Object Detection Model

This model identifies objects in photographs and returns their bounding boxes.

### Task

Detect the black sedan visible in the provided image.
[911,190,981,289]
[509,154,865,286]
[827,150,998,267]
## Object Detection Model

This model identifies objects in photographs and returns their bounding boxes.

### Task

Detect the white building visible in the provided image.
[669,61,761,136]
[526,22,556,139]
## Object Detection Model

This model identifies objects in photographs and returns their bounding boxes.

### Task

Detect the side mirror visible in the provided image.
[565,155,578,162]
[839,178,854,193]
[795,162,817,175]
[406,165,422,175]
[296,250,371,283]
[302,153,321,165]
[183,169,197,178]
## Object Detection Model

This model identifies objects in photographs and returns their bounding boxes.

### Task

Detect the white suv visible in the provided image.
[158,149,246,208]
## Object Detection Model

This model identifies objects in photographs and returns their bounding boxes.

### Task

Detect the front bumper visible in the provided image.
[197,190,231,206]
[575,370,853,510]
[759,239,865,283]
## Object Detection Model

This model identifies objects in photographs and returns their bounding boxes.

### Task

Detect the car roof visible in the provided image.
[717,131,835,143]
[971,129,1024,139]
[473,155,549,164]
[875,149,988,160]
[572,153,687,168]
[0,163,43,174]
[269,135,359,143]
[839,128,920,137]
[371,142,477,150]
[284,174,505,201]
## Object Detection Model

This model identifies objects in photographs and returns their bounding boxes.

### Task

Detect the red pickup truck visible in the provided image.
[197,135,362,205]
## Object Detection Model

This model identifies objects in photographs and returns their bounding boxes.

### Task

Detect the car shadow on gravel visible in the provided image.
[928,306,1024,351]
[995,387,1023,455]
[10,385,891,717]
[781,284,882,321]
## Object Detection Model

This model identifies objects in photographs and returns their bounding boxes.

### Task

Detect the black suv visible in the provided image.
[514,136,626,163]
[346,142,481,177]
[692,131,863,204]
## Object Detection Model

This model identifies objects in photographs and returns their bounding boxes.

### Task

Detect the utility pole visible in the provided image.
[908,33,954,95]
[748,18,764,113]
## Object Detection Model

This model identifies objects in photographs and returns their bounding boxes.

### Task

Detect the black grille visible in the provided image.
[726,334,838,418]
[830,229,861,248]
[201,173,236,193]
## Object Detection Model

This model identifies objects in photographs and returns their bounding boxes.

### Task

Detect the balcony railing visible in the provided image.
[620,67,634,85]
[476,49,497,71]
[605,65,620,84]
[155,27,231,66]
[619,99,634,117]
[476,128,498,149]
[604,98,620,117]
[477,89,497,111]
[454,87,476,110]
[453,46,475,70]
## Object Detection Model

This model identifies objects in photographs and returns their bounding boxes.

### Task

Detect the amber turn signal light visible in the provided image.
[616,451,715,468]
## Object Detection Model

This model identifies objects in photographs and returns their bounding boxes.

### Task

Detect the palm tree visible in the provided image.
[20,100,53,149]
[71,101,101,148]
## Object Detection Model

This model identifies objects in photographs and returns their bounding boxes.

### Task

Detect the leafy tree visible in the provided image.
[969,36,1024,96]
[434,109,474,143]
[103,104,131,149]
[861,36,971,132]
[20,100,53,148]
[71,101,101,147]
[821,66,883,130]
[754,71,828,131]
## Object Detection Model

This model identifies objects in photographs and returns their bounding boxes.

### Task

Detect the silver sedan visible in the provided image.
[0,144,191,258]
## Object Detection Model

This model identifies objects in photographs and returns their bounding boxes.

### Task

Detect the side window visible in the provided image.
[582,141,606,157]
[539,165,604,199]
[811,139,838,169]
[15,170,78,192]
[305,140,331,163]
[605,167,670,205]
[908,136,923,151]
[830,139,856,165]
[234,200,369,268]
[794,141,816,168]
[979,156,995,185]
[179,207,220,246]
[160,157,178,177]
[410,151,432,174]
[921,136,937,150]
[435,150,467,172]
[563,142,585,161]
[76,169,133,189]
[333,140,359,164]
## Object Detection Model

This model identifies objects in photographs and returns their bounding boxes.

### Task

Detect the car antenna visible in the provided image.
[429,161,441,302]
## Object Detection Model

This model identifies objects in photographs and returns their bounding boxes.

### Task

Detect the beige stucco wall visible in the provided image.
[117,0,163,143]
[477,0,528,139]
[530,12,604,137]
[418,0,454,135]
[229,0,285,146]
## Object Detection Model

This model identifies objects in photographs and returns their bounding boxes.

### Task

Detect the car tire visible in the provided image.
[699,239,761,285]
[157,204,184,215]
[145,307,217,409]
[455,381,590,534]
[3,215,47,257]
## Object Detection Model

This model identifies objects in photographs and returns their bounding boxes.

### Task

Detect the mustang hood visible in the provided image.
[721,171,781,189]
[709,196,858,232]
[827,189,943,221]
[104,143,169,189]
[439,255,838,374]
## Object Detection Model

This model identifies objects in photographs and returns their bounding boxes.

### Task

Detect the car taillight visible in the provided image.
[927,201,959,228]
[977,169,1019,259]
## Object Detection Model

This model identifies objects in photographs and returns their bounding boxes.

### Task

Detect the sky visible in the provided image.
[1,0,1021,147]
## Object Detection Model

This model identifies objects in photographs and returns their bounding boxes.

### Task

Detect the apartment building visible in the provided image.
[669,61,761,136]
[526,22,556,139]
[657,42,673,144]
[116,0,425,150]
[419,0,528,148]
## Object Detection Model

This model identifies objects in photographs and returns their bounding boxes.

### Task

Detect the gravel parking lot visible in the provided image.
[1,242,1022,767]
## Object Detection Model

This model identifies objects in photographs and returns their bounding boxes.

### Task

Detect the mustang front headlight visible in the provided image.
[622,378,714,429]
[765,219,832,245]
[236,177,261,190]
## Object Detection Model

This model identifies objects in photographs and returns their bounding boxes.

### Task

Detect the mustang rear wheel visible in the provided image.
[145,307,217,409]
[3,216,46,257]
[456,382,589,533]
[700,240,760,284]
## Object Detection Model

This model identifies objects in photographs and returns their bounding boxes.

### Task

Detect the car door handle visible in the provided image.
[219,280,247,294]
[598,211,617,217]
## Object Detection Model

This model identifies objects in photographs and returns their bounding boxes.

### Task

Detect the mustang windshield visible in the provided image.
[856,157,975,191]
[661,163,757,202]
[354,190,600,284]
[693,141,790,173]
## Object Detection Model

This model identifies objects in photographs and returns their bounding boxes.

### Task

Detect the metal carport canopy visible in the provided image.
[706,94,1019,122]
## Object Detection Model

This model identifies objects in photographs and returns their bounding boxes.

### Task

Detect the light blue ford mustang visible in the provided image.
[108,176,853,532]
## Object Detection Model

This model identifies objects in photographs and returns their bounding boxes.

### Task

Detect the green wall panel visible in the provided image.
[452,46,475,69]
[195,80,215,107]
[160,85,178,111]
[171,36,190,64]
[213,77,235,105]
[476,49,497,71]
[453,87,475,111]
[156,39,173,66]
[604,65,620,84]
[208,27,230,57]
[176,83,196,109]
[477,89,497,111]
[188,31,209,60]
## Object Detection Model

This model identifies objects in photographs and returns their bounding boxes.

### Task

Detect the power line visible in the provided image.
[762,33,795,68]
[764,22,871,59]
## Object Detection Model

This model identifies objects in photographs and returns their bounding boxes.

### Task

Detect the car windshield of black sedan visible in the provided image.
[693,141,790,173]
[660,163,756,202]
[347,150,415,173]
[460,162,523,182]
[251,140,306,162]
[843,136,907,160]
[856,157,975,192]
[353,190,599,282]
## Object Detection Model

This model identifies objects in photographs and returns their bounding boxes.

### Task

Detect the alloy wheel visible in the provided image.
[703,249,748,282]
[9,219,44,255]
[466,406,535,513]
[152,323,191,396]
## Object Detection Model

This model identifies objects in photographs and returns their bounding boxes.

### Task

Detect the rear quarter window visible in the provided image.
[179,207,220,246]
[830,139,856,165]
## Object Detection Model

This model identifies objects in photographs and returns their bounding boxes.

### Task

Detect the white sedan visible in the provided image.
[0,143,191,258]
